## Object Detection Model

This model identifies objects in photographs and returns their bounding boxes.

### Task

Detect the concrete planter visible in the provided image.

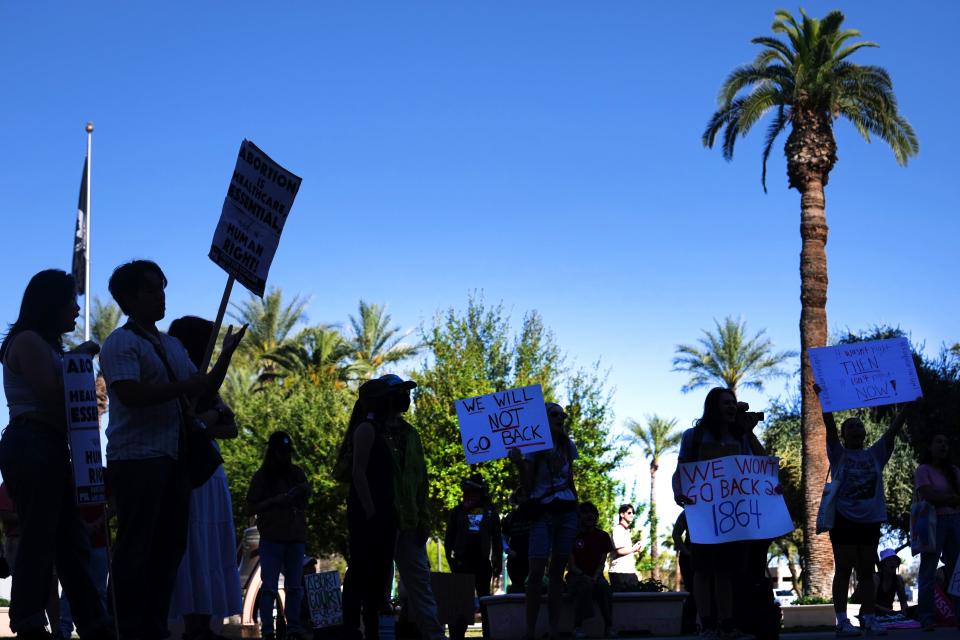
[781,604,835,628]
[0,607,10,637]
[480,591,688,639]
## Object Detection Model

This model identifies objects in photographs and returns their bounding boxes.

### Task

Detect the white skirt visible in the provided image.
[168,465,243,619]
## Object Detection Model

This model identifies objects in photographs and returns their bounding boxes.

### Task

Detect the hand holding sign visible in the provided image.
[456,385,553,464]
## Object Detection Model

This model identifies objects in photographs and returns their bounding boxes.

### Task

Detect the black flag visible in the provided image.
[72,158,88,294]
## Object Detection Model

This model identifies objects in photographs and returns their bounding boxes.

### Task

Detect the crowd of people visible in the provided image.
[0,263,958,640]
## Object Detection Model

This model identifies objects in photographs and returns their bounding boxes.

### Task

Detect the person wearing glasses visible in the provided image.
[608,503,644,591]
[509,402,578,640]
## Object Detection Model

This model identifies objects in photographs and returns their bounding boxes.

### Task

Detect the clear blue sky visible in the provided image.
[2,2,957,529]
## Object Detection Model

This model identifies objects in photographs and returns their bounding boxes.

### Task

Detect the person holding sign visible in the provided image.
[338,377,398,640]
[101,260,245,640]
[914,433,960,631]
[508,402,579,640]
[670,387,765,640]
[813,384,909,636]
[0,269,113,640]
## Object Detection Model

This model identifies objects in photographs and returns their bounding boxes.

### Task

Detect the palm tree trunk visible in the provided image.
[798,176,833,597]
[650,462,659,581]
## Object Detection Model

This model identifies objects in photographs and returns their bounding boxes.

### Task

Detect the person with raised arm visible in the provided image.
[508,402,579,640]
[0,269,114,640]
[100,260,244,640]
[814,384,908,637]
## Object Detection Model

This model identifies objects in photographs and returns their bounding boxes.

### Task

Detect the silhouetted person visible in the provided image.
[501,489,531,594]
[566,502,613,639]
[0,269,112,640]
[101,260,243,640]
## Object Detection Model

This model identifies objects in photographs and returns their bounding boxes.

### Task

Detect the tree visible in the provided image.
[624,415,682,580]
[412,297,625,531]
[673,316,796,394]
[348,301,419,378]
[260,325,361,388]
[222,378,354,557]
[229,287,309,370]
[703,9,918,595]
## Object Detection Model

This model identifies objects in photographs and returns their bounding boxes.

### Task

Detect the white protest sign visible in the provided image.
[455,385,553,464]
[209,140,302,296]
[678,455,793,544]
[304,571,342,628]
[809,337,922,412]
[62,354,105,504]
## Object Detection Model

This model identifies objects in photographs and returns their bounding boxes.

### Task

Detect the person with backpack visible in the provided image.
[813,384,908,637]
[671,387,765,640]
[508,402,578,640]
[915,432,960,631]
[338,378,398,640]
[246,432,311,640]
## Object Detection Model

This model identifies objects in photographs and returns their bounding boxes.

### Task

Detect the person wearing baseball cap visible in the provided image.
[874,549,910,618]
[375,374,447,640]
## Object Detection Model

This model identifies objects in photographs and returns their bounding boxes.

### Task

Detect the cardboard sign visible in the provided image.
[304,571,342,629]
[455,385,553,464]
[209,140,302,296]
[678,455,793,543]
[62,354,105,504]
[809,338,922,412]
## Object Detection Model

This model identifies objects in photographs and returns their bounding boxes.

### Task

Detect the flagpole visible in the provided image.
[84,122,93,342]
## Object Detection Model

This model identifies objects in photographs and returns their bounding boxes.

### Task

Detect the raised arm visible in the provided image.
[879,405,909,450]
[813,384,841,448]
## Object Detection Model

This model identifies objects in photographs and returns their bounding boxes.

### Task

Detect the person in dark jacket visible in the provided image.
[445,474,503,600]
[246,432,311,640]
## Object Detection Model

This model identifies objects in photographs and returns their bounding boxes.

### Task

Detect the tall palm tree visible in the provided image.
[625,415,682,581]
[229,287,309,373]
[703,9,918,595]
[673,316,796,395]
[260,325,363,388]
[347,301,419,378]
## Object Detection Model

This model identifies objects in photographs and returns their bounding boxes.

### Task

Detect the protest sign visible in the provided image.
[62,354,105,504]
[677,455,793,544]
[304,571,342,629]
[455,384,553,464]
[809,337,922,412]
[209,140,302,297]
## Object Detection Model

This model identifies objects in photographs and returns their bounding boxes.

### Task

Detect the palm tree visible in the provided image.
[625,415,682,581]
[347,301,419,378]
[228,287,309,373]
[260,325,364,388]
[673,316,796,394]
[703,9,918,595]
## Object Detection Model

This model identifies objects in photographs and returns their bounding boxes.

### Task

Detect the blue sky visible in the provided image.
[1,2,957,530]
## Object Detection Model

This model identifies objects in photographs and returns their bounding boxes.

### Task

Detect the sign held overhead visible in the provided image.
[809,337,922,412]
[455,384,553,464]
[209,140,302,296]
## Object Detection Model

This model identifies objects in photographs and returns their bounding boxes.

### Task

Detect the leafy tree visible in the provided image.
[412,297,625,532]
[222,378,354,557]
[625,415,682,580]
[673,316,796,394]
[703,9,918,595]
[348,301,419,378]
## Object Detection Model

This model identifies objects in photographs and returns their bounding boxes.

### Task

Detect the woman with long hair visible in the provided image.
[0,269,111,640]
[246,432,310,640]
[339,378,397,640]
[166,316,242,640]
[508,401,579,640]
[671,387,765,640]
[814,385,908,637]
[915,433,960,630]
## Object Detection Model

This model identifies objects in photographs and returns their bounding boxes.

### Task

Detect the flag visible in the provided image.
[72,158,88,295]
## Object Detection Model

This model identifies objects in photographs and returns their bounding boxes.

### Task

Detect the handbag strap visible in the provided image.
[121,322,194,428]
